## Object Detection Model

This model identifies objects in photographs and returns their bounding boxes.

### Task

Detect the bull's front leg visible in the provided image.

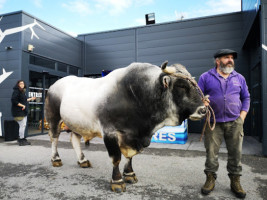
[70,132,91,168]
[104,134,126,193]
[123,157,138,184]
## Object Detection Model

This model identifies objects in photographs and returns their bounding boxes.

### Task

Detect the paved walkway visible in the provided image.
[0,132,266,200]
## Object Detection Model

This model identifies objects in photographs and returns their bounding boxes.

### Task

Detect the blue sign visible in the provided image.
[151,120,188,144]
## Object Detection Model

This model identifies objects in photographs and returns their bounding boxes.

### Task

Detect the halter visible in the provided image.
[170,72,216,141]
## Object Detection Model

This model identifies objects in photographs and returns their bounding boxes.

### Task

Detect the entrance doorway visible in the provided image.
[27,71,60,136]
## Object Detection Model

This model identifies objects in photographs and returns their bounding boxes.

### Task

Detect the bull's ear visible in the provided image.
[161,61,168,70]
[162,76,171,88]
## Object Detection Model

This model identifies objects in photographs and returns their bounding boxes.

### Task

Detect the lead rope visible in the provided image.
[199,103,216,141]
[172,73,216,141]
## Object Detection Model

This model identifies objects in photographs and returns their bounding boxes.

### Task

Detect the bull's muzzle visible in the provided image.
[189,105,207,121]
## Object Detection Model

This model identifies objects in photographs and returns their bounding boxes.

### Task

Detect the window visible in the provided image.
[58,62,68,72]
[30,55,55,70]
[29,55,80,76]
[69,66,79,75]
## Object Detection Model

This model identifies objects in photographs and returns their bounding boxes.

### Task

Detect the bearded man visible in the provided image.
[198,49,250,199]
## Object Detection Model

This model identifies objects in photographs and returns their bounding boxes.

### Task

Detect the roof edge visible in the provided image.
[78,11,242,36]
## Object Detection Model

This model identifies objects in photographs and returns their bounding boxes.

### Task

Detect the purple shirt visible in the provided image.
[198,67,250,122]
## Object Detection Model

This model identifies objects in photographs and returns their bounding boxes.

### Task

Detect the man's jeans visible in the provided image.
[204,116,244,176]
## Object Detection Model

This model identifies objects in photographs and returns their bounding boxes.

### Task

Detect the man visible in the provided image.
[198,49,250,198]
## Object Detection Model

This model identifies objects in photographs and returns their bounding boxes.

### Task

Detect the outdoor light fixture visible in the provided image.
[28,44,34,52]
[145,13,155,25]
[5,46,12,50]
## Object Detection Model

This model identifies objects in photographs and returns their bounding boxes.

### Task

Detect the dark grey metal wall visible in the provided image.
[78,29,136,75]
[21,12,83,68]
[242,0,261,43]
[80,12,247,79]
[79,12,249,133]
[137,13,247,81]
[0,12,22,125]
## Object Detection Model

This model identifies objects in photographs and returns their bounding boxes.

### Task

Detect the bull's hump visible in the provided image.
[120,63,162,85]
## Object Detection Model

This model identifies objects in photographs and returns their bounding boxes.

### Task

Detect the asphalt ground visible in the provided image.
[0,133,266,200]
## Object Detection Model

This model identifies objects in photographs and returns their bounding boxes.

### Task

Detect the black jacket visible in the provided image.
[11,85,28,117]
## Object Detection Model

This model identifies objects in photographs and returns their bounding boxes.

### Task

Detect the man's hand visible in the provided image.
[203,95,210,106]
[240,111,247,122]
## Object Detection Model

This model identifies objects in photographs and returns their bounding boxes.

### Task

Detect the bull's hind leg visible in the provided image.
[45,94,63,167]
[104,134,126,193]
[49,127,63,167]
[123,157,138,184]
[70,132,91,168]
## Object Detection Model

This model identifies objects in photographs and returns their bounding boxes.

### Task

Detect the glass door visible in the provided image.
[28,71,59,136]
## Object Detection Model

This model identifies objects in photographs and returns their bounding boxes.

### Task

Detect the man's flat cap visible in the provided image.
[214,49,237,59]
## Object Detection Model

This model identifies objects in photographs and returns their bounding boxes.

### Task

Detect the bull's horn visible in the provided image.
[161,61,168,70]
[161,61,176,74]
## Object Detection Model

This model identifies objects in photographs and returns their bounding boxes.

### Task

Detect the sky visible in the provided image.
[0,0,241,37]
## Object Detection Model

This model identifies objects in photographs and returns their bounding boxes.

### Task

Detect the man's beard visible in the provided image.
[219,61,234,74]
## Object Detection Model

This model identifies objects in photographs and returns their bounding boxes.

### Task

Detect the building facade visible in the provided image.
[0,11,83,136]
[0,0,266,155]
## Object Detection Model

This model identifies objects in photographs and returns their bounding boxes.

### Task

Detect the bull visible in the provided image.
[45,61,207,192]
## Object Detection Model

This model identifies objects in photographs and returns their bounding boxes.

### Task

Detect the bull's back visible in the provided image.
[45,63,161,135]
[46,69,128,134]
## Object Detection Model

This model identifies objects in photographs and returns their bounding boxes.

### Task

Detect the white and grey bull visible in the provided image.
[45,61,207,192]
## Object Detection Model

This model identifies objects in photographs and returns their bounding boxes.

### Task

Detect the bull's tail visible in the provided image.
[45,92,62,138]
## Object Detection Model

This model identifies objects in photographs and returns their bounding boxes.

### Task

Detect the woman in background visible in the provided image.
[11,80,35,146]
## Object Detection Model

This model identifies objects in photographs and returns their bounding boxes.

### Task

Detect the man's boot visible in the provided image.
[229,174,246,199]
[201,172,216,195]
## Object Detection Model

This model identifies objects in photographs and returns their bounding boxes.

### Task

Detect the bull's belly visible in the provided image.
[60,103,103,139]
[76,128,103,140]
[63,119,103,141]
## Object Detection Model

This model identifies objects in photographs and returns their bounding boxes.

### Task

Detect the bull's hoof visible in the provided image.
[51,160,63,167]
[123,172,138,184]
[78,160,92,168]
[110,180,126,193]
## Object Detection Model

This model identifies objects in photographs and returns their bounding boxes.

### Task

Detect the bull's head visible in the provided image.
[160,61,207,122]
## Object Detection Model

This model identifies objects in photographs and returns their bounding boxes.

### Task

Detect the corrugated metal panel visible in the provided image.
[136,13,244,79]
[21,13,82,68]
[84,29,136,74]
[84,13,244,76]
[0,13,22,122]
[242,0,261,43]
